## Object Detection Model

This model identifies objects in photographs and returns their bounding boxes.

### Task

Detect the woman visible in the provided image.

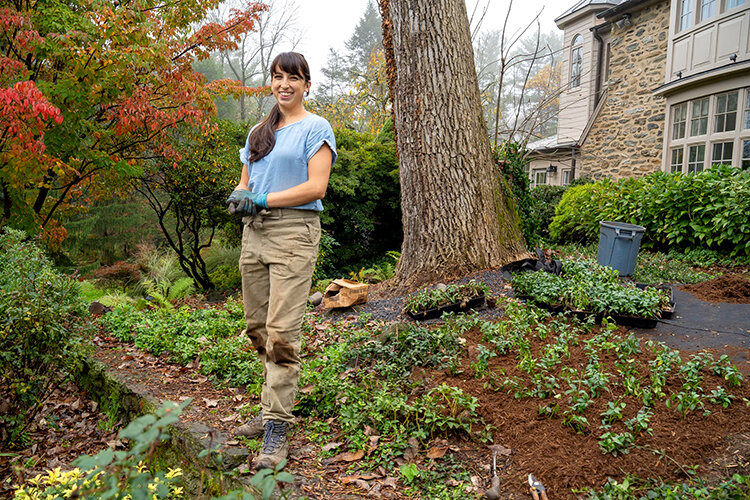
[226,52,336,470]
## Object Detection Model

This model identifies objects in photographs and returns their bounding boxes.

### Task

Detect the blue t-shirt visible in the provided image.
[239,113,337,212]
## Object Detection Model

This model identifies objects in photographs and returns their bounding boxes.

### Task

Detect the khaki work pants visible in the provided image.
[239,208,320,423]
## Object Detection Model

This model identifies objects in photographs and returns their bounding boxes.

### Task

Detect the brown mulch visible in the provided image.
[682,272,750,304]
[418,323,750,498]
[0,382,122,498]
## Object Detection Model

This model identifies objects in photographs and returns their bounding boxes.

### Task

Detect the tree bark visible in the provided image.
[380,0,527,289]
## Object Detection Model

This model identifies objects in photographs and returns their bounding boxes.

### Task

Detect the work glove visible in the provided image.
[226,189,268,216]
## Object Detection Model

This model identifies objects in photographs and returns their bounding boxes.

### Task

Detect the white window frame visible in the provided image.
[725,0,745,10]
[670,147,685,173]
[672,102,688,140]
[690,97,710,136]
[533,169,547,187]
[698,0,717,22]
[666,88,750,172]
[562,170,571,185]
[570,34,583,89]
[711,141,734,166]
[687,144,706,173]
[714,91,738,133]
[679,0,694,31]
[741,139,750,169]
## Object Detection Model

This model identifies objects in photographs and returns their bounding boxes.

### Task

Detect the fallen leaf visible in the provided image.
[322,442,343,452]
[426,446,447,459]
[220,414,238,423]
[236,463,250,474]
[299,384,314,394]
[382,476,399,489]
[336,449,365,462]
[190,376,209,384]
[203,398,218,408]
[224,440,239,446]
[367,435,380,456]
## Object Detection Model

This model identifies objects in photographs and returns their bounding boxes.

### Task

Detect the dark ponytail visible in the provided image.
[247,52,311,164]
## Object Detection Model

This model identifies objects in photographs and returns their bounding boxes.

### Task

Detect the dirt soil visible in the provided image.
[682,272,750,304]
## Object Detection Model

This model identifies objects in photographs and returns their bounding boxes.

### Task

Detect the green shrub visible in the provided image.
[550,167,750,256]
[0,229,90,448]
[209,264,242,290]
[528,185,567,240]
[322,128,401,272]
[495,141,535,244]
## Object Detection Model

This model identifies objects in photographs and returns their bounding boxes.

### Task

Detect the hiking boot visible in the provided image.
[252,420,291,470]
[235,412,264,438]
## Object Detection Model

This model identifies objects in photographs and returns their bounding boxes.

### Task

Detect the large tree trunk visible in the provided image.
[379,0,527,289]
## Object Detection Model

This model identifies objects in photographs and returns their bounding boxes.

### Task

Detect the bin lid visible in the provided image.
[599,221,645,232]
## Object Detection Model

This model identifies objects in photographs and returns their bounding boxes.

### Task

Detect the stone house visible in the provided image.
[527,0,750,186]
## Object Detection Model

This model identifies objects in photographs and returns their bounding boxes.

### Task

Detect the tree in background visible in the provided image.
[322,126,400,270]
[311,0,389,134]
[472,1,562,144]
[0,0,266,247]
[379,0,527,289]
[208,0,302,122]
[135,121,245,290]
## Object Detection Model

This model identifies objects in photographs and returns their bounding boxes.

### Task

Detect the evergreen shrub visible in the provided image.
[0,229,89,447]
[549,167,750,256]
[322,128,401,273]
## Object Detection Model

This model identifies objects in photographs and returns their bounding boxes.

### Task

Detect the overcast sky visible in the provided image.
[292,0,564,93]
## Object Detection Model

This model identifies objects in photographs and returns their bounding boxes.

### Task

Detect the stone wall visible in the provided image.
[579,1,670,179]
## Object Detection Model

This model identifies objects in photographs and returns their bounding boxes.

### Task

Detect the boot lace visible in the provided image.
[261,420,288,454]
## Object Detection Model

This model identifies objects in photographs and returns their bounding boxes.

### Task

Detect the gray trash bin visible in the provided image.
[597,221,645,276]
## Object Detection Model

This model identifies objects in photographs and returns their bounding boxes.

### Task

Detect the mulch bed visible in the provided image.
[419,324,750,497]
[682,272,750,304]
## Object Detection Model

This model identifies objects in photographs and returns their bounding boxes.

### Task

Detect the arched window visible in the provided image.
[570,34,583,88]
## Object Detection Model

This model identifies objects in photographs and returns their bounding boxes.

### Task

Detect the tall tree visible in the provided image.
[346,0,383,73]
[378,0,527,288]
[212,0,302,122]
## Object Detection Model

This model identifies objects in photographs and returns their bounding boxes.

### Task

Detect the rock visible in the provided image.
[436,283,448,292]
[88,301,111,315]
[309,291,323,307]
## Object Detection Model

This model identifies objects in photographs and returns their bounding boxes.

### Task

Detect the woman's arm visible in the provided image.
[235,163,250,191]
[265,143,333,208]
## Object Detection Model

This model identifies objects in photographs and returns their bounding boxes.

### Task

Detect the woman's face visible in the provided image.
[271,66,310,109]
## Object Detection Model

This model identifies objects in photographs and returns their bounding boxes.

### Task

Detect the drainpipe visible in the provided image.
[571,147,577,181]
[593,29,604,108]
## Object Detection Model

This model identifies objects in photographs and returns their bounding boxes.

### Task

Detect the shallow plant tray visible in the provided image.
[406,295,486,321]
[635,283,675,319]
[515,296,658,329]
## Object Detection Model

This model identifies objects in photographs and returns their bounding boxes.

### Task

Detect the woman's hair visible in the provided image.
[247,52,311,164]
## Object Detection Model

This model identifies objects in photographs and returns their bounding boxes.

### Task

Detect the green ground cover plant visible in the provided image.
[0,229,90,448]
[510,260,670,317]
[404,280,489,314]
[549,167,750,256]
[552,243,721,284]
[98,298,261,390]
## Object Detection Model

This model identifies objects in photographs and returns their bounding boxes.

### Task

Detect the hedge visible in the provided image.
[549,166,750,256]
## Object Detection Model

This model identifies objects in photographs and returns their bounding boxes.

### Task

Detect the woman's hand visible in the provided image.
[226,189,268,215]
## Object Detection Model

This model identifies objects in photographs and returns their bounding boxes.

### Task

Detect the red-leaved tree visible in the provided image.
[0,0,268,248]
